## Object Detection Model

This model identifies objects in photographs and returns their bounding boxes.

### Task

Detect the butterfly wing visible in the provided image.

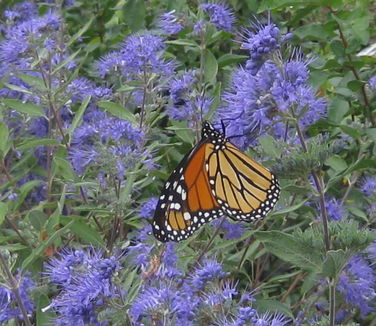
[153,140,223,242]
[206,141,280,222]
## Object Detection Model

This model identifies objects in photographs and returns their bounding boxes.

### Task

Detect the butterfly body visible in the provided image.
[152,121,280,242]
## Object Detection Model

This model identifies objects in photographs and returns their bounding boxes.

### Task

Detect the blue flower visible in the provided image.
[46,248,120,325]
[158,10,184,35]
[368,75,376,91]
[211,219,245,240]
[325,197,345,221]
[0,271,35,324]
[361,176,376,198]
[139,197,158,219]
[337,255,376,316]
[201,2,235,32]
[191,259,227,290]
[242,22,281,75]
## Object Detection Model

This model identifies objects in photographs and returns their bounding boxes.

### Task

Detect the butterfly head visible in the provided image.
[202,121,226,142]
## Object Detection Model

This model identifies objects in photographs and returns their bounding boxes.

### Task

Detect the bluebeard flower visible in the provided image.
[96,33,175,80]
[211,219,245,240]
[201,2,235,32]
[368,75,376,91]
[235,306,258,325]
[361,176,376,197]
[191,259,227,290]
[46,248,120,325]
[67,77,112,103]
[158,10,184,35]
[337,255,376,316]
[325,198,344,221]
[0,271,35,324]
[4,2,38,22]
[221,281,238,300]
[139,197,158,219]
[367,240,376,265]
[193,19,206,35]
[40,0,76,8]
[242,22,281,75]
[130,284,179,322]
[159,243,182,277]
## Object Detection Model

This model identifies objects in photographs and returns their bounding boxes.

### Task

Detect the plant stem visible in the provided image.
[294,119,335,325]
[0,253,32,326]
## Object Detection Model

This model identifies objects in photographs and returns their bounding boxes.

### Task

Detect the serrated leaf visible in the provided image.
[97,101,137,123]
[321,249,352,278]
[204,49,218,83]
[3,99,45,117]
[17,138,59,151]
[255,231,322,271]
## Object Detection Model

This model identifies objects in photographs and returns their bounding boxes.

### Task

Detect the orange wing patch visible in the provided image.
[184,143,219,212]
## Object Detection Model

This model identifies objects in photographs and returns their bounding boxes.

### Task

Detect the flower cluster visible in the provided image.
[158,10,184,35]
[69,107,152,179]
[125,227,290,325]
[0,271,35,324]
[337,254,376,316]
[201,2,235,32]
[218,24,326,149]
[166,70,212,124]
[45,248,121,325]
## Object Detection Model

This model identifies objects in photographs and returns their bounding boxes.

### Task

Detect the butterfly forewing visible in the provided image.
[152,141,224,242]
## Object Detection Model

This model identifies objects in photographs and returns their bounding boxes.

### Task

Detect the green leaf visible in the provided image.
[36,294,55,326]
[17,138,60,151]
[68,95,91,138]
[255,231,322,271]
[0,202,8,226]
[18,73,46,90]
[217,54,248,67]
[67,17,94,47]
[165,39,199,48]
[52,49,80,75]
[0,122,11,158]
[97,101,137,123]
[270,199,308,217]
[123,0,146,32]
[294,24,329,40]
[253,299,294,319]
[204,49,218,83]
[28,210,48,231]
[3,98,45,117]
[21,220,75,271]
[61,217,104,246]
[325,155,348,172]
[53,156,76,181]
[328,98,349,123]
[321,249,352,278]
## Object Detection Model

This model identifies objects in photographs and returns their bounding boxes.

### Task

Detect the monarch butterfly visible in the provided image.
[152,121,280,242]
